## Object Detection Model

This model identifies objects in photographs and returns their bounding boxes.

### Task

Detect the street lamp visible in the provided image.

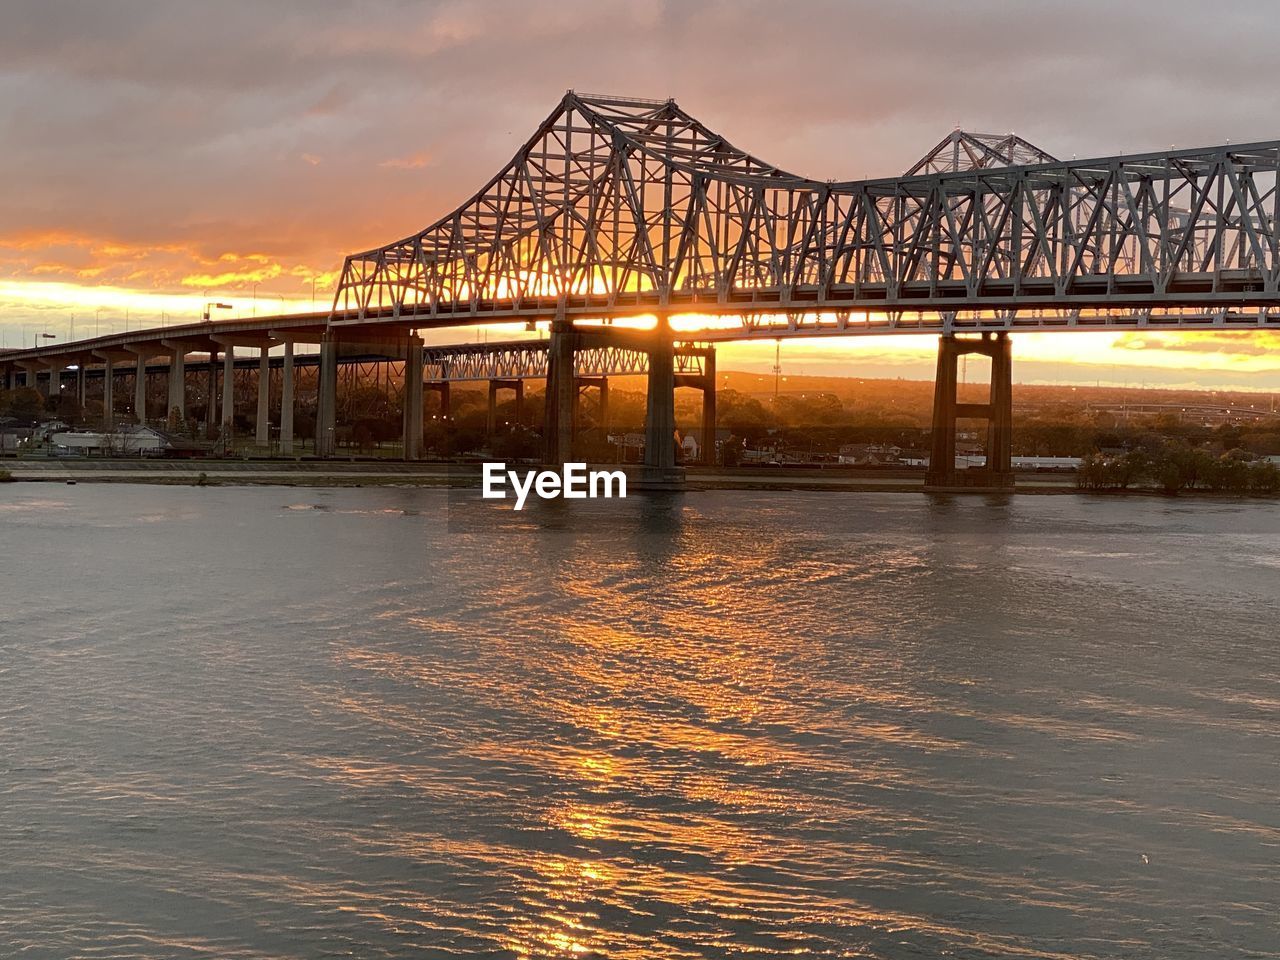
[35,332,56,347]
[203,302,233,322]
[251,282,259,317]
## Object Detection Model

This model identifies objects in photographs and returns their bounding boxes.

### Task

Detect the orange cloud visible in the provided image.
[379,151,433,170]
[1115,331,1280,357]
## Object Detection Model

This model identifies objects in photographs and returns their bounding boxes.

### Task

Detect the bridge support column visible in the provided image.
[19,363,41,396]
[572,376,608,441]
[426,382,452,418]
[642,330,683,488]
[701,349,716,464]
[486,378,526,438]
[280,341,295,455]
[204,352,218,438]
[543,319,578,465]
[221,346,235,445]
[134,355,148,424]
[925,332,1014,491]
[76,364,86,407]
[101,358,115,428]
[256,347,270,448]
[167,348,186,425]
[47,363,60,397]
[402,335,424,460]
[317,333,338,458]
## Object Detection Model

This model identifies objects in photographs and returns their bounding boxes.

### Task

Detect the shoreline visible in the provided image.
[0,458,1068,492]
[4,459,1272,499]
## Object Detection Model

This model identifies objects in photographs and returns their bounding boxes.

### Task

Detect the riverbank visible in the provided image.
[0,458,1082,493]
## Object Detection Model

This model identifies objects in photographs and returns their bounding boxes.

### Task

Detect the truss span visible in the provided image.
[423,339,710,381]
[332,92,1280,328]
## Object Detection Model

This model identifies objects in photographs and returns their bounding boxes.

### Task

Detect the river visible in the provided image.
[1,485,1276,958]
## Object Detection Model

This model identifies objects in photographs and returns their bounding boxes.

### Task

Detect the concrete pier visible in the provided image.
[163,343,186,424]
[256,347,270,447]
[486,378,524,436]
[316,334,337,457]
[542,318,577,464]
[221,346,235,441]
[280,341,295,455]
[131,350,148,423]
[402,335,424,460]
[641,329,683,488]
[925,332,1014,491]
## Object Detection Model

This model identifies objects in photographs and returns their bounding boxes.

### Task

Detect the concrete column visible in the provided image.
[926,333,1014,491]
[135,356,148,424]
[47,363,60,397]
[221,346,235,442]
[543,320,577,464]
[402,335,424,460]
[167,347,186,424]
[486,380,499,436]
[256,346,270,447]
[701,349,717,465]
[643,332,678,479]
[205,351,218,438]
[514,380,525,425]
[76,365,86,407]
[316,333,338,457]
[102,358,115,428]
[24,368,44,399]
[987,332,1013,480]
[927,335,959,488]
[280,341,295,455]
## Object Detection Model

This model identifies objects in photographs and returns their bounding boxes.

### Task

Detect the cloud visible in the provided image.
[4,0,1280,389]
[379,152,433,170]
[1115,331,1280,357]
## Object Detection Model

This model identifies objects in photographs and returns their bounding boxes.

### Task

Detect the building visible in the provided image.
[51,425,169,456]
[838,443,902,465]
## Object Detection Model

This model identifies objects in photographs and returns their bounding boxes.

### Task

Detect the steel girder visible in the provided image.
[421,340,709,382]
[331,92,1280,329]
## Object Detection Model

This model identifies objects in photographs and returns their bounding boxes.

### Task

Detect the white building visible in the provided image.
[51,425,168,456]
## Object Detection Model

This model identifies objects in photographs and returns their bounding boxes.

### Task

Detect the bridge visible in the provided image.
[5,92,1280,487]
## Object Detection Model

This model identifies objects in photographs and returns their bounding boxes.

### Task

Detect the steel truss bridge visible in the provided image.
[332,92,1280,335]
[6,92,1280,486]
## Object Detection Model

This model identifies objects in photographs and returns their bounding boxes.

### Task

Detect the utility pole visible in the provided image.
[772,341,781,400]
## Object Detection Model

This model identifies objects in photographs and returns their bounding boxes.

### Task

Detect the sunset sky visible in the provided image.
[3,0,1279,391]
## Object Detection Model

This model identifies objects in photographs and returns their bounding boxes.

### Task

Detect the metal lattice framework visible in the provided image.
[422,339,708,381]
[904,130,1058,176]
[332,91,1280,334]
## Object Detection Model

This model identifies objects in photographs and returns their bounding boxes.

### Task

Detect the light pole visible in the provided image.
[251,282,259,317]
[203,301,233,322]
[95,307,104,337]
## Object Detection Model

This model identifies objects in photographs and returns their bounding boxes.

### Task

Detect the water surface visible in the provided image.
[1,485,1277,958]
